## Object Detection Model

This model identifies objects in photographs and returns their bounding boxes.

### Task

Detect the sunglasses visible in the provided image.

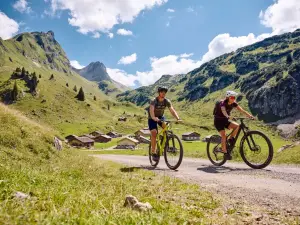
[229,96,236,99]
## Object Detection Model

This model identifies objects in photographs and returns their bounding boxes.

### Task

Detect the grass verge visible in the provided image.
[0,102,248,224]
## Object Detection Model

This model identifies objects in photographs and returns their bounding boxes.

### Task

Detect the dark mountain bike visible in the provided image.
[149,120,184,170]
[207,117,273,169]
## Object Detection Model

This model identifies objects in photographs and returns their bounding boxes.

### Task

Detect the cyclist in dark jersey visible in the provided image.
[148,86,182,162]
[214,90,255,159]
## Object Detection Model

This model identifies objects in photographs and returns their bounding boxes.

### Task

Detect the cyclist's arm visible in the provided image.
[221,106,230,119]
[236,105,254,118]
[149,105,159,122]
[169,106,180,120]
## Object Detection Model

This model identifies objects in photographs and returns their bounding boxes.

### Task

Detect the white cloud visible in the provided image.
[0,12,19,40]
[166,22,170,27]
[48,0,167,36]
[135,54,201,86]
[117,29,133,36]
[118,53,137,65]
[180,53,194,58]
[13,0,32,13]
[107,53,201,87]
[92,32,100,38]
[107,68,138,86]
[259,0,300,35]
[108,33,114,38]
[186,7,194,13]
[70,60,85,69]
[167,8,175,12]
[200,33,270,64]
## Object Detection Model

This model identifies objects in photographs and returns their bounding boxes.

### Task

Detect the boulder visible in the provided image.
[124,195,153,212]
[14,192,30,200]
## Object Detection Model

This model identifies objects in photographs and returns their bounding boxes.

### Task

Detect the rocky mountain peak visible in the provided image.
[76,61,110,82]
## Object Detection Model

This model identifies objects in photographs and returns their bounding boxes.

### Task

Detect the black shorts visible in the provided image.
[214,118,231,132]
[148,116,165,131]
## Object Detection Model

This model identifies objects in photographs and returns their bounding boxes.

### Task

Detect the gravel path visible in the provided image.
[92,154,300,223]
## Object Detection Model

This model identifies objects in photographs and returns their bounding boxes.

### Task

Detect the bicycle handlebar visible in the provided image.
[214,116,255,121]
[157,119,184,124]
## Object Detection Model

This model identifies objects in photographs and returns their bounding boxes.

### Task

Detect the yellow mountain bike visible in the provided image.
[149,120,183,170]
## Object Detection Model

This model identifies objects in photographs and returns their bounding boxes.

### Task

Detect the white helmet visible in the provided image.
[225,90,238,98]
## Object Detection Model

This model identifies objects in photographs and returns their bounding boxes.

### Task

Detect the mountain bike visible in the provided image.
[207,117,273,169]
[149,120,184,170]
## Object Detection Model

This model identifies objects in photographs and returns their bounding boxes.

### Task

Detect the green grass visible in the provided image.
[203,77,214,87]
[219,64,236,73]
[93,138,121,149]
[283,70,289,79]
[0,101,257,224]
[259,62,273,69]
[265,76,277,87]
[1,148,230,224]
[244,47,268,55]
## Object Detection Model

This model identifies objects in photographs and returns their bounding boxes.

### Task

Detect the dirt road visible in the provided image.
[92,154,300,222]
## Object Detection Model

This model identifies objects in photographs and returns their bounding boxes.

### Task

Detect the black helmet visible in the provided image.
[158,86,168,93]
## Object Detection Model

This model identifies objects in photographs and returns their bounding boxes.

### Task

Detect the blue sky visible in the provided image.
[0,0,300,87]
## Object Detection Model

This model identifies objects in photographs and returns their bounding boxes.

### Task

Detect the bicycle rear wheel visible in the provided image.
[206,135,227,166]
[164,134,183,170]
[149,141,160,167]
[240,131,273,169]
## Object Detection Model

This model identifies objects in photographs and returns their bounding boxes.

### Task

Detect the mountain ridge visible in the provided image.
[117,29,300,124]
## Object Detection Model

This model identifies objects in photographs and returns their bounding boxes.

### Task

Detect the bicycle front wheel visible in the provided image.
[164,134,183,170]
[240,131,273,169]
[149,141,160,167]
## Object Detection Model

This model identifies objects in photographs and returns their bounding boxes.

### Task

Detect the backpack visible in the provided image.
[213,100,221,116]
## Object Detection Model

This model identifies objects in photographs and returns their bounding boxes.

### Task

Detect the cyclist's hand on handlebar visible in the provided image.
[176,119,183,124]
[153,117,160,122]
[248,115,255,120]
[229,116,235,121]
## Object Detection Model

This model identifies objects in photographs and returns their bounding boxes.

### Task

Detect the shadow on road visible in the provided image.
[120,166,170,173]
[197,165,257,174]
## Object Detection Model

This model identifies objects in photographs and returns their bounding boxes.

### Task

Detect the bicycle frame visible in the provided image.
[226,118,257,152]
[155,122,171,154]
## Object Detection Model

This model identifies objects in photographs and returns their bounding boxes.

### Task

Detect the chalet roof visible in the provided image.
[138,136,150,141]
[107,131,119,135]
[74,136,94,143]
[81,134,95,139]
[65,134,77,139]
[182,132,200,136]
[99,135,112,139]
[135,129,151,135]
[118,137,139,144]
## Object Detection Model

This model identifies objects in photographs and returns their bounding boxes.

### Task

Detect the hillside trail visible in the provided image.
[92,154,300,223]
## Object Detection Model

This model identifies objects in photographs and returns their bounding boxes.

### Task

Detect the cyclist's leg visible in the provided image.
[214,119,227,153]
[228,121,239,139]
[219,130,227,153]
[157,116,165,129]
[148,119,158,154]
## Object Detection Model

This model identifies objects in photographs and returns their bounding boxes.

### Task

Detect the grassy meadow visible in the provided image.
[0,102,259,224]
